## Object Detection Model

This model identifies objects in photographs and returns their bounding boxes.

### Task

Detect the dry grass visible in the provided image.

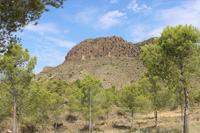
[1,106,200,132]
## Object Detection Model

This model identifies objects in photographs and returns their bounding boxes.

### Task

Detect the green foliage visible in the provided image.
[173,87,200,109]
[109,86,120,106]
[24,83,64,130]
[102,88,115,119]
[0,44,37,85]
[0,44,36,132]
[140,25,200,109]
[139,75,175,111]
[195,90,200,105]
[43,80,67,95]
[188,88,199,106]
[80,75,104,122]
[157,87,176,110]
[120,82,152,129]
[50,92,65,131]
[140,25,200,132]
[120,83,138,112]
[120,83,152,113]
[66,86,82,114]
[0,84,12,122]
[134,95,152,114]
[141,25,200,87]
[173,85,185,109]
[0,0,66,51]
[73,79,81,88]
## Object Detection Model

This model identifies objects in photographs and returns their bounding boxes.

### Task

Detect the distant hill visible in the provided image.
[33,36,154,89]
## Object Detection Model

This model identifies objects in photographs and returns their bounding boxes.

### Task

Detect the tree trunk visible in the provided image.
[131,110,134,129]
[89,93,91,133]
[181,105,184,121]
[17,117,19,133]
[154,84,158,130]
[183,88,189,133]
[13,94,16,133]
[54,122,57,133]
[155,110,157,129]
[106,112,108,120]
[91,121,93,133]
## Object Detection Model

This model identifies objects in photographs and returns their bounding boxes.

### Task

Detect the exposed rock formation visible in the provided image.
[65,36,154,61]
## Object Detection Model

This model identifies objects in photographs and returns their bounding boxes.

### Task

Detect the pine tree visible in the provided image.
[43,80,67,95]
[0,44,36,133]
[139,74,176,129]
[140,25,200,133]
[24,83,64,133]
[102,88,114,120]
[120,83,152,129]
[80,75,104,133]
[0,0,66,51]
[66,86,82,115]
[0,83,12,124]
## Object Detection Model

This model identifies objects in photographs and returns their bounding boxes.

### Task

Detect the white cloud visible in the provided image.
[73,8,126,30]
[75,7,98,24]
[129,24,163,43]
[128,0,200,43]
[159,0,200,27]
[45,36,76,48]
[32,46,66,74]
[128,0,151,13]
[25,23,60,35]
[110,0,119,3]
[63,29,70,34]
[148,27,163,37]
[98,10,126,29]
[129,24,148,42]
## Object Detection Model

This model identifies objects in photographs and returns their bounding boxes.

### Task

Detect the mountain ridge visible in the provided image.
[65,36,154,61]
[34,36,154,89]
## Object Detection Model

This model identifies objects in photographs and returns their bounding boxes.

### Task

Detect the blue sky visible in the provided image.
[17,0,200,74]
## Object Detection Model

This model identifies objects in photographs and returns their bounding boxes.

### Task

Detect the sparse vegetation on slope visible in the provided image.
[33,37,154,89]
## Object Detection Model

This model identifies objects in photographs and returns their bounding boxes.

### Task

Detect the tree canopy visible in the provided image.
[120,83,152,129]
[80,75,104,132]
[0,43,37,132]
[0,0,66,52]
[24,83,64,132]
[140,25,200,133]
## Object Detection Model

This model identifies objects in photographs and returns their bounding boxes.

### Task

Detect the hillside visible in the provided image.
[33,36,154,89]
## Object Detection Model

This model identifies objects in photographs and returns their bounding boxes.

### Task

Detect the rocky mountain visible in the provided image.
[33,36,154,89]
[65,36,154,61]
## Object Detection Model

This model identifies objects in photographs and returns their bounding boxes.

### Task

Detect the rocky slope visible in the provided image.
[65,36,154,61]
[34,36,154,89]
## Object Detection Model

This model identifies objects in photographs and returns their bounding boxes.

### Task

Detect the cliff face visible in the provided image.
[65,36,154,61]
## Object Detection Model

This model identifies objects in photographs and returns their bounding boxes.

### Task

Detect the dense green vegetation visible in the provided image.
[1,25,200,133]
[0,44,37,132]
[140,25,200,132]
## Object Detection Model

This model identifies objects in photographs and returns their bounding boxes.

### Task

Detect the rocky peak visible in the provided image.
[65,36,154,62]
